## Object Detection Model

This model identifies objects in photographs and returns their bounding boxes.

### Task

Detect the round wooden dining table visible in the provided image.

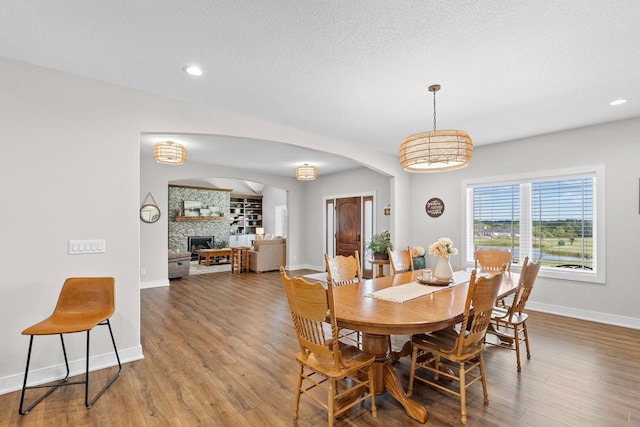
[332,269,519,423]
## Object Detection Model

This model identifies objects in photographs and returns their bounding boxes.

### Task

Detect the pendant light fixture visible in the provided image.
[295,163,317,181]
[153,141,186,165]
[399,84,473,172]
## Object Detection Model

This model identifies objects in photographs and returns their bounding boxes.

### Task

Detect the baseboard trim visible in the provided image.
[285,264,322,272]
[140,279,169,289]
[0,345,144,395]
[527,302,640,330]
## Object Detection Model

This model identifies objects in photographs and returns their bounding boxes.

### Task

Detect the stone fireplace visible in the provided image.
[187,236,215,260]
[168,185,230,255]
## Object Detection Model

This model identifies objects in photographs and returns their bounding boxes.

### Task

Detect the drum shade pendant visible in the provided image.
[153,141,186,165]
[296,163,317,181]
[399,85,473,172]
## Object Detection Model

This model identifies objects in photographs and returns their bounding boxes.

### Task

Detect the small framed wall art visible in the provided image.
[425,197,445,218]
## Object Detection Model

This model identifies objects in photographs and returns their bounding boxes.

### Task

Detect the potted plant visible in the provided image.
[366,230,393,260]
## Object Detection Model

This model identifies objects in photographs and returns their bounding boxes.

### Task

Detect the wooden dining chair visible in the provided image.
[475,248,512,272]
[386,247,416,355]
[279,268,377,427]
[324,251,362,347]
[324,250,362,286]
[485,257,542,372]
[19,277,121,415]
[408,268,504,425]
[475,248,511,307]
[387,247,414,274]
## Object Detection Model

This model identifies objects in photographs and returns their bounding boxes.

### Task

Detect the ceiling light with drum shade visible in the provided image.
[153,141,186,165]
[295,163,317,181]
[399,84,473,172]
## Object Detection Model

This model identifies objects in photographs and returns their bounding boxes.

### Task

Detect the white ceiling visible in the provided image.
[139,132,365,178]
[2,1,639,179]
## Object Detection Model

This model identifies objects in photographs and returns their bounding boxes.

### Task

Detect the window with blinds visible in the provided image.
[471,184,520,259]
[465,166,604,283]
[531,178,593,268]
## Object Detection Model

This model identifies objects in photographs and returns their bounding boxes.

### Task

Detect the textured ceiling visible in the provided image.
[2,1,639,177]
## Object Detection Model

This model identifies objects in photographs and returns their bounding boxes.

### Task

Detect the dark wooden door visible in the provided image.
[335,197,361,258]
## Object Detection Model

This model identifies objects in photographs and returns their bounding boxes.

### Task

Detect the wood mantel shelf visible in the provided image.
[174,216,227,222]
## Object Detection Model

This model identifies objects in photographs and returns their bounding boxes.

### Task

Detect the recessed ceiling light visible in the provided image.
[183,65,204,76]
[609,99,627,106]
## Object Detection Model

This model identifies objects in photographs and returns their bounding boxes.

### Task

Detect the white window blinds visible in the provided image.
[465,167,603,283]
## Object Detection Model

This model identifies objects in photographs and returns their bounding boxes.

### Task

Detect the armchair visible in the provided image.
[249,239,285,272]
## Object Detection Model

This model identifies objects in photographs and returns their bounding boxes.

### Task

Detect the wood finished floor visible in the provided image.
[2,269,639,426]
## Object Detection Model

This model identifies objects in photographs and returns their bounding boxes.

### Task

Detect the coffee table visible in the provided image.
[197,248,232,266]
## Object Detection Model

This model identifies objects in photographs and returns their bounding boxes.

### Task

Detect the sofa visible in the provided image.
[168,249,192,279]
[249,239,286,273]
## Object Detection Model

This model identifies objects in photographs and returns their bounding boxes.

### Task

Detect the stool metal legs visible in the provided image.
[19,319,122,415]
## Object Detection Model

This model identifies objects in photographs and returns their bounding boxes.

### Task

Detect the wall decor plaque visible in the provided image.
[425,197,445,218]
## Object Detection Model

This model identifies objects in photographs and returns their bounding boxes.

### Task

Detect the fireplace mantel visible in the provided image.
[174,216,227,222]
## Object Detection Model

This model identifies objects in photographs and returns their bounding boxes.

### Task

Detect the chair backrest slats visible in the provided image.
[456,269,503,356]
[388,248,414,274]
[475,248,512,273]
[324,251,361,287]
[280,267,342,366]
[508,257,542,320]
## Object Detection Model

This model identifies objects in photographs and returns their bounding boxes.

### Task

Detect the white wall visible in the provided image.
[143,165,394,275]
[260,186,287,236]
[409,118,640,327]
[140,155,307,286]
[0,58,144,393]
[3,55,636,397]
[0,57,409,394]
[303,167,393,271]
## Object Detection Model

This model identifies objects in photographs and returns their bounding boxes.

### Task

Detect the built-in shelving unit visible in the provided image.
[229,194,263,235]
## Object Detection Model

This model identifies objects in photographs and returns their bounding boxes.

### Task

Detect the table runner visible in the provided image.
[365,270,472,303]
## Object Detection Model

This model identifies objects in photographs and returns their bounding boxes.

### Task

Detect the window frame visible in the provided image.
[462,165,605,284]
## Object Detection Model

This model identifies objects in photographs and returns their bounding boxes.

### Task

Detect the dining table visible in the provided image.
[332,268,520,423]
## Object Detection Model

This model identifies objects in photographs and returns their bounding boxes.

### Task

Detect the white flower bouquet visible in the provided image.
[428,237,458,257]
[411,246,425,257]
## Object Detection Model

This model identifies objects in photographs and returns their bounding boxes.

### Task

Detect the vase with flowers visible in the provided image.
[428,237,458,281]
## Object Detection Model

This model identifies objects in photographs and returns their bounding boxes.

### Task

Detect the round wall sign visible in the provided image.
[425,198,445,218]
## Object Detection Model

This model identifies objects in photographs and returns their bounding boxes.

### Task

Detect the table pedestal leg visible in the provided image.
[363,333,427,423]
[390,340,412,362]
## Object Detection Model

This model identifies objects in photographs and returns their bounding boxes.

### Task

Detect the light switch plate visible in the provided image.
[69,239,106,254]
